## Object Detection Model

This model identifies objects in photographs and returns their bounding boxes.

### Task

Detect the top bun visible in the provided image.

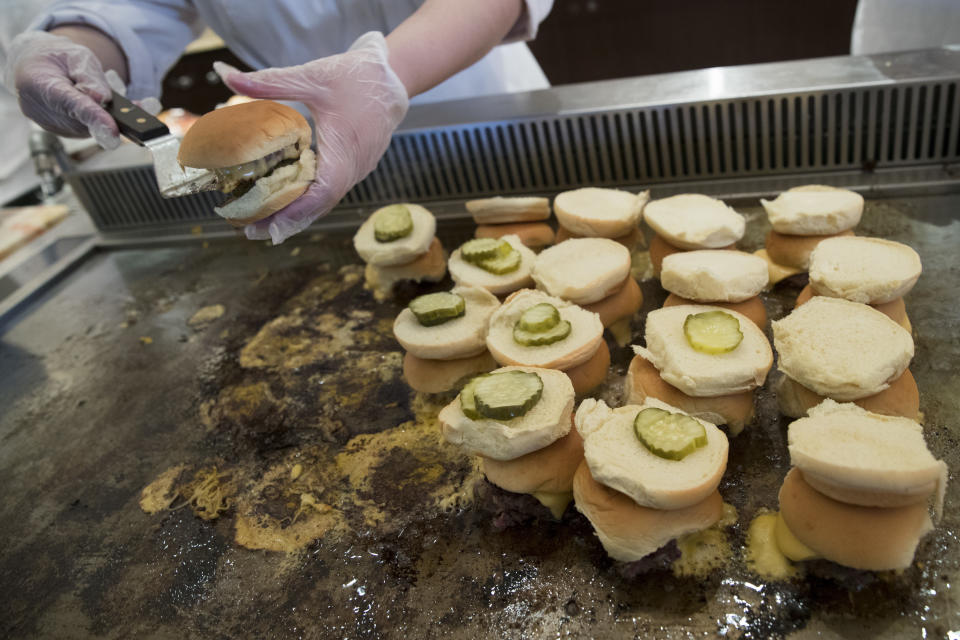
[393,286,501,360]
[553,188,649,238]
[448,234,537,295]
[809,236,922,304]
[575,398,728,510]
[178,100,312,168]
[760,185,863,235]
[466,197,551,224]
[633,304,773,397]
[353,203,437,267]
[532,238,632,305]
[643,194,745,250]
[772,296,914,401]
[661,250,769,303]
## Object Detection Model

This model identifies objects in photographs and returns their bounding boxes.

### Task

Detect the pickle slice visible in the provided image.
[461,238,503,263]
[633,408,707,460]
[513,319,571,346]
[683,310,743,355]
[459,374,489,420]
[518,303,560,332]
[373,204,413,242]
[473,371,544,420]
[408,292,465,326]
[476,247,521,275]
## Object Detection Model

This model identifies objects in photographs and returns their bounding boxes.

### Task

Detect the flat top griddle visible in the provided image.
[1,193,958,639]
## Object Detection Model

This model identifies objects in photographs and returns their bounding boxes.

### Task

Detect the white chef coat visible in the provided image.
[27,0,552,105]
[851,0,960,55]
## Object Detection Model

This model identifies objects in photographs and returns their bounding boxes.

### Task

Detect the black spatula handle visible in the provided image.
[106,90,169,144]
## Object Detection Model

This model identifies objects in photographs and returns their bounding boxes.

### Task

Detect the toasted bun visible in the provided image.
[354,204,437,267]
[574,460,724,561]
[402,350,498,394]
[532,238,632,305]
[448,234,536,295]
[562,338,610,395]
[778,468,932,571]
[393,285,500,360]
[664,293,767,329]
[486,289,604,370]
[624,354,755,435]
[438,366,574,461]
[649,233,736,277]
[482,426,583,494]
[765,229,855,271]
[466,197,551,224]
[575,399,728,510]
[796,284,910,332]
[661,250,769,303]
[633,304,773,397]
[214,148,315,225]
[644,194,745,250]
[475,222,555,248]
[775,369,920,421]
[582,276,643,328]
[555,223,643,250]
[760,185,863,235]
[808,236,922,304]
[772,296,914,401]
[553,188,649,238]
[788,400,947,513]
[363,236,446,302]
[178,100,312,168]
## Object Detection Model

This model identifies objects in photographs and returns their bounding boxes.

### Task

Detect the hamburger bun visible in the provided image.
[575,399,728,510]
[772,296,914,401]
[808,236,922,304]
[775,369,920,421]
[466,197,551,224]
[633,304,773,397]
[796,284,910,332]
[663,293,767,329]
[475,222,555,249]
[438,366,574,461]
[760,185,863,236]
[555,223,643,250]
[648,233,736,277]
[553,188,649,238]
[661,250,769,303]
[582,276,644,328]
[362,236,446,301]
[764,229,855,271]
[562,338,610,395]
[354,203,437,267]
[393,285,501,360]
[778,467,933,571]
[753,248,804,285]
[402,350,498,394]
[448,234,536,295]
[624,354,755,435]
[643,194,746,250]
[482,426,583,495]
[532,238,632,305]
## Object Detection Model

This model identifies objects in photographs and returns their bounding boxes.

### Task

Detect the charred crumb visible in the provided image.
[471,479,559,530]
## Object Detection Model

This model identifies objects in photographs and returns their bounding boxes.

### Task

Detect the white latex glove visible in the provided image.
[3,31,161,149]
[214,31,410,245]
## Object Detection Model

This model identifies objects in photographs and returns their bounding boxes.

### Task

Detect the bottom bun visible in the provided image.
[402,349,498,394]
[364,237,447,301]
[778,468,932,571]
[482,426,583,494]
[475,222,555,249]
[776,371,919,420]
[562,339,610,395]
[796,284,910,332]
[765,228,854,271]
[573,460,723,562]
[624,354,754,435]
[583,276,644,328]
[663,293,767,328]
[556,224,643,250]
[649,233,736,277]
[215,148,317,226]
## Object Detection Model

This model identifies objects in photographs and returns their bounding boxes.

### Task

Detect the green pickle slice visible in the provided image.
[373,204,413,242]
[408,292,465,326]
[633,407,708,460]
[518,303,560,332]
[472,371,544,420]
[476,246,521,275]
[513,319,571,346]
[459,374,489,420]
[683,310,743,354]
[461,238,503,263]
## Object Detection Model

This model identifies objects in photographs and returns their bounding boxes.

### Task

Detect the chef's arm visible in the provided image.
[48,24,129,83]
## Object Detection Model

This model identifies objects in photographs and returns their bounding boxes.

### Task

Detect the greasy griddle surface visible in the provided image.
[1,197,958,639]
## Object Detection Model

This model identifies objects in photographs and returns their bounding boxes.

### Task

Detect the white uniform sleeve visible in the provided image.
[503,0,554,43]
[26,0,205,100]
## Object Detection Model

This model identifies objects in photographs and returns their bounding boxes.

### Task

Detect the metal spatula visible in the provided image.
[105,91,216,198]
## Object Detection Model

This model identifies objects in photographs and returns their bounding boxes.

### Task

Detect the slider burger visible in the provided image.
[448,234,537,296]
[797,236,922,332]
[485,289,608,395]
[393,286,500,393]
[438,366,581,520]
[468,197,555,250]
[775,400,946,571]
[660,250,770,328]
[553,187,649,250]
[772,296,918,420]
[758,185,862,284]
[178,100,316,227]
[643,194,745,276]
[626,304,773,435]
[353,203,445,300]
[573,398,728,564]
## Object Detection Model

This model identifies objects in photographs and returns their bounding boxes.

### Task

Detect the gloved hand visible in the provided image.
[214,31,410,245]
